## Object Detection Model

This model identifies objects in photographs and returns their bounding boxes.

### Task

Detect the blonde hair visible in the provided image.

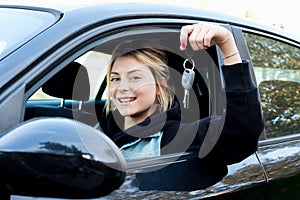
[105,41,174,115]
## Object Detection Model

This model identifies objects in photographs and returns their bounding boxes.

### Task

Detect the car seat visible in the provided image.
[25,61,98,126]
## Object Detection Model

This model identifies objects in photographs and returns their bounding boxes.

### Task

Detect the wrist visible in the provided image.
[219,35,242,65]
[223,51,241,65]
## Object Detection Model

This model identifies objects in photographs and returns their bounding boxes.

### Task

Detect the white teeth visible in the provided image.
[119,97,135,103]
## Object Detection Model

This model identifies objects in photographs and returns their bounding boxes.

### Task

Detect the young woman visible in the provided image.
[99,23,264,165]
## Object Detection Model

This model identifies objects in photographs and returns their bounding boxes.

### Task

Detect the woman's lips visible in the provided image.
[118,97,137,104]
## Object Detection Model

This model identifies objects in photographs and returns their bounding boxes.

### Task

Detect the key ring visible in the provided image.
[183,58,195,70]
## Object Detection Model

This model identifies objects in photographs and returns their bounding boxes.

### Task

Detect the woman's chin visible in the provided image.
[118,109,137,117]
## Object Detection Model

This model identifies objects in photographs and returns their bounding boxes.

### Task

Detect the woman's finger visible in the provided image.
[180,25,195,50]
[188,24,202,51]
[203,29,216,48]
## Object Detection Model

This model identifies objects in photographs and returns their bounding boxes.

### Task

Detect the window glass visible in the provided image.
[0,8,57,60]
[244,33,300,138]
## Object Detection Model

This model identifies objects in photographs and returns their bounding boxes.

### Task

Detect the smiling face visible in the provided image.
[108,55,159,129]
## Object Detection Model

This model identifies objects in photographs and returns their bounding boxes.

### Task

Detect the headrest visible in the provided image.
[42,62,90,101]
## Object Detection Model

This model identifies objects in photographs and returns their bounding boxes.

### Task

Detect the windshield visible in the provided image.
[0,7,58,60]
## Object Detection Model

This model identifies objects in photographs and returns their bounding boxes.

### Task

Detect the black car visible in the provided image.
[0,1,299,200]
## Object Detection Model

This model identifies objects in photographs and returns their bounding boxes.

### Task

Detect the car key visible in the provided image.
[182,67,195,109]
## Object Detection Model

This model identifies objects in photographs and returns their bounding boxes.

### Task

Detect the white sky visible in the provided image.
[160,0,299,37]
[203,0,299,36]
[135,0,299,37]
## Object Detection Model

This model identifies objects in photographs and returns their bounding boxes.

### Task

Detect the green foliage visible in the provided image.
[245,33,300,70]
[259,80,300,137]
[244,33,300,138]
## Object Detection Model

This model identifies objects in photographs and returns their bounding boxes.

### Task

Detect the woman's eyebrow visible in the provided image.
[110,69,144,75]
[127,69,144,74]
[110,72,119,75]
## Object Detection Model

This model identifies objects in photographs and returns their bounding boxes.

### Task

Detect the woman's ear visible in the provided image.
[156,77,167,94]
[161,76,168,87]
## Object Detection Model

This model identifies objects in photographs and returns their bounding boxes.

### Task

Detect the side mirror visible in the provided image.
[0,118,126,199]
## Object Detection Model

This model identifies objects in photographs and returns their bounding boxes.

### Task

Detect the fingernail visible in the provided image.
[181,42,186,48]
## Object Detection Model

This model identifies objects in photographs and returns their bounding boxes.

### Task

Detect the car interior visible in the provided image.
[24,61,99,126]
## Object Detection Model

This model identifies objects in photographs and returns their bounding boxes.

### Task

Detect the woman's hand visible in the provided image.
[180,23,242,65]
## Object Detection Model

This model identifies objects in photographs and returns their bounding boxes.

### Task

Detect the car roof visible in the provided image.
[1,0,299,44]
[0,0,107,11]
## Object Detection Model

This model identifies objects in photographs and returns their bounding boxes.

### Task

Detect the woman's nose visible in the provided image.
[117,78,130,91]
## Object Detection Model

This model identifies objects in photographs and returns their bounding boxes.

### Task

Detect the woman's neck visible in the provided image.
[123,105,159,130]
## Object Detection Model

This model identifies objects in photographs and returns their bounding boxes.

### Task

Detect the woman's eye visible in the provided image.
[110,77,120,82]
[130,76,141,81]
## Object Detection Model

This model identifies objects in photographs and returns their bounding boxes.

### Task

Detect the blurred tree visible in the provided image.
[244,33,300,138]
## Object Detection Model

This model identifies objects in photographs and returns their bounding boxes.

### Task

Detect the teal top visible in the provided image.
[120,132,163,161]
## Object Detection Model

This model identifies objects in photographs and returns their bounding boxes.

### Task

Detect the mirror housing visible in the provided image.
[0,117,126,199]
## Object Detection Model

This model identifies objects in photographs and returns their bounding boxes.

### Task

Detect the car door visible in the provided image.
[242,27,300,199]
[7,14,266,199]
